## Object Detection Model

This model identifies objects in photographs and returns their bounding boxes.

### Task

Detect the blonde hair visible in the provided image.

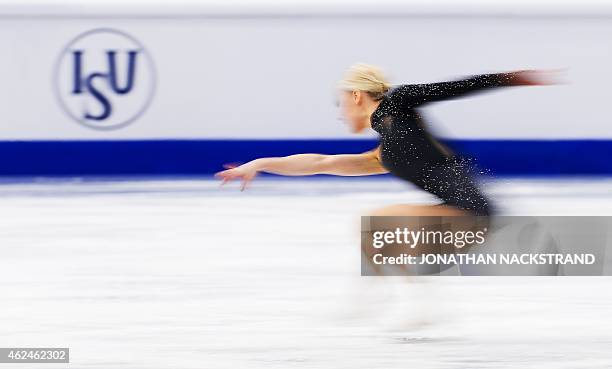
[338,63,391,101]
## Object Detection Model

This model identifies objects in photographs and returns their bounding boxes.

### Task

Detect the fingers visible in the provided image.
[215,169,253,191]
[538,68,568,85]
[215,163,243,187]
[215,165,257,191]
[527,70,555,85]
[240,174,255,191]
[516,69,567,86]
[214,169,237,186]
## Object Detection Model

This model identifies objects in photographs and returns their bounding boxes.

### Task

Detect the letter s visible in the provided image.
[84,72,112,121]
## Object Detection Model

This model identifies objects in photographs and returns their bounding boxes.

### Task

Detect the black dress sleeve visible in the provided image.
[390,72,518,107]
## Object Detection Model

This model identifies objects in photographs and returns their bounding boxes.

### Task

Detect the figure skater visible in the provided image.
[215,63,555,219]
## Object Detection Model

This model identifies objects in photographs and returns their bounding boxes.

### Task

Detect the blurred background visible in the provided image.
[1,0,611,176]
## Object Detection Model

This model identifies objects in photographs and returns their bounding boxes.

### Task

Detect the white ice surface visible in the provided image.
[0,177,611,368]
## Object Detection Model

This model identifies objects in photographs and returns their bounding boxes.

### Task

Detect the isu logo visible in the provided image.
[54,28,156,130]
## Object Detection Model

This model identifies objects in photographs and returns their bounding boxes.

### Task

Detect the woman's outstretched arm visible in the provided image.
[394,69,560,107]
[215,147,387,190]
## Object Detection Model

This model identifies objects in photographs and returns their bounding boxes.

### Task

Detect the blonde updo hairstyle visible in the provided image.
[338,63,391,101]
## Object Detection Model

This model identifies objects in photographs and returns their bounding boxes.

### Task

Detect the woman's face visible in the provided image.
[338,91,368,133]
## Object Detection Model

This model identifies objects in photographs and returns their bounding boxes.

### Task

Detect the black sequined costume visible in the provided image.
[370,73,519,215]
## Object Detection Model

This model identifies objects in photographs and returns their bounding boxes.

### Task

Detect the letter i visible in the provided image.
[72,50,84,94]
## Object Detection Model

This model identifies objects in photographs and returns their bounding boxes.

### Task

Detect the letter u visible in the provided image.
[107,50,138,94]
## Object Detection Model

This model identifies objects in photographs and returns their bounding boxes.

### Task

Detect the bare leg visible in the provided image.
[361,203,474,332]
[362,203,474,276]
[369,203,469,217]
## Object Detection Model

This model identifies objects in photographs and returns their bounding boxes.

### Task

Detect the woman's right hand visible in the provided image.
[215,162,260,191]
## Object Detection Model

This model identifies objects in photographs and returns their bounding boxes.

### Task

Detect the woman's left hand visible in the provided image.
[511,69,566,86]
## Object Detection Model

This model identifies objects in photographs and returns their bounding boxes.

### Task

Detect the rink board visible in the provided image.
[0,139,610,176]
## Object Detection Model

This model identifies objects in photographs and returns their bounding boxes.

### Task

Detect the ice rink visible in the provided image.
[1,177,612,368]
